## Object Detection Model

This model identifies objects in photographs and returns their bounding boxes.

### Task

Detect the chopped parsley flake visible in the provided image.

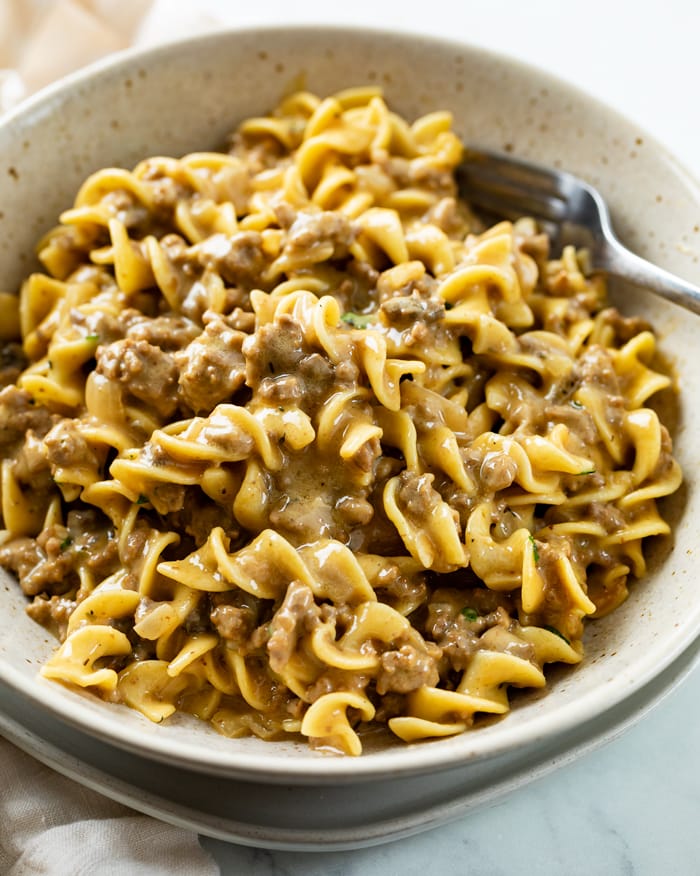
[570,399,584,409]
[136,494,149,505]
[341,311,374,329]
[528,534,540,563]
[59,536,73,551]
[544,625,571,645]
[85,334,100,342]
[578,469,596,476]
[461,607,479,622]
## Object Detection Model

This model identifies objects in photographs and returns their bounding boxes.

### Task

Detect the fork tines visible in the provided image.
[458,148,572,226]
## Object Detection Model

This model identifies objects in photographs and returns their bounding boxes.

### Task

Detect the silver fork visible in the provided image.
[457,148,700,315]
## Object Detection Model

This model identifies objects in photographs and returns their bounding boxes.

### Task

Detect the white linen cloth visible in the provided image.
[0,0,220,112]
[0,3,226,872]
[0,738,219,874]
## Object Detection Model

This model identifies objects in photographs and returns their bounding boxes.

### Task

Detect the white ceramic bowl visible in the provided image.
[1,27,699,804]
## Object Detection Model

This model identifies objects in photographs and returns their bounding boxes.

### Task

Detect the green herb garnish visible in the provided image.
[461,607,479,622]
[85,334,100,342]
[136,494,149,505]
[528,534,540,563]
[59,536,73,551]
[570,399,584,409]
[544,625,571,645]
[341,311,374,329]
[578,469,596,476]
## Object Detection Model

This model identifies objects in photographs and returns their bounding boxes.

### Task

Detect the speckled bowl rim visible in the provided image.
[0,24,699,784]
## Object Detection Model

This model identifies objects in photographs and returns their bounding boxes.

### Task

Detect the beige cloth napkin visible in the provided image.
[0,0,220,112]
[0,2,227,872]
[0,738,219,874]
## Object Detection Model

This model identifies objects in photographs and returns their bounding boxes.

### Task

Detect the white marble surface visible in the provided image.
[180,1,700,872]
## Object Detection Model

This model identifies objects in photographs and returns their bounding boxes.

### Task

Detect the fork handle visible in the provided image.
[598,237,700,316]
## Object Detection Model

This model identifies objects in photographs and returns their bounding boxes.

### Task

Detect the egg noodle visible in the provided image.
[0,88,681,754]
